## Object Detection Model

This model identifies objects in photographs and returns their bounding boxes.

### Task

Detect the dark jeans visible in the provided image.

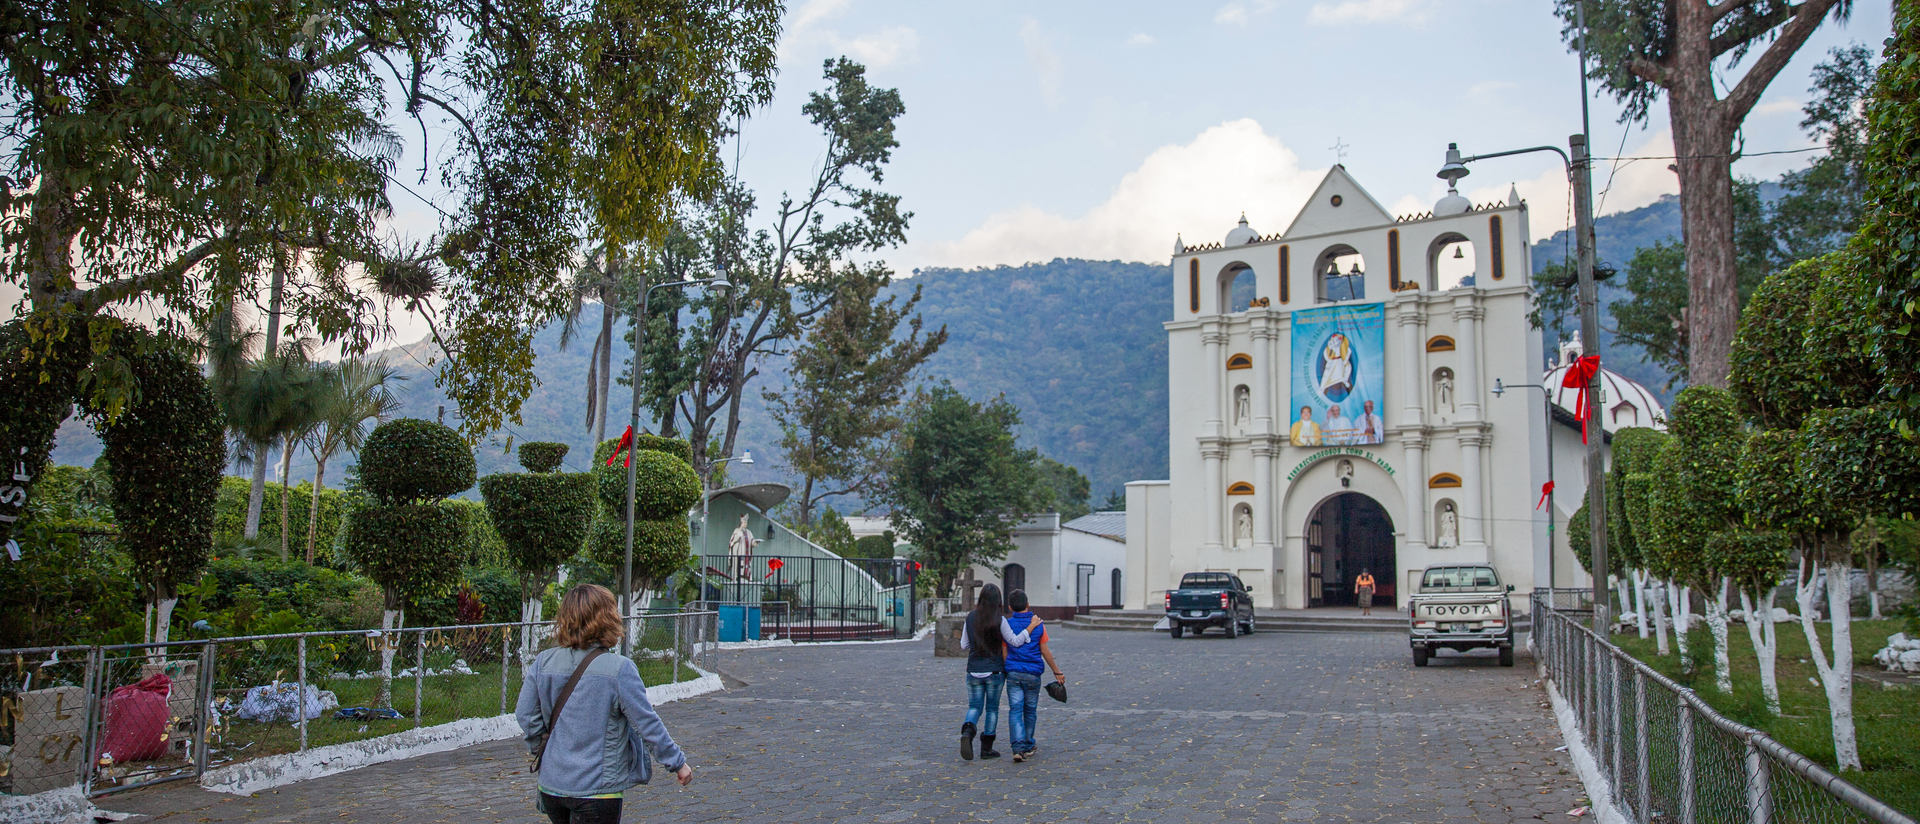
[964,672,1004,735]
[541,792,621,824]
[1004,670,1042,753]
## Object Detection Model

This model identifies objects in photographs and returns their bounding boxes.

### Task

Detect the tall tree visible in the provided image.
[1560,0,1854,387]
[1036,457,1093,522]
[766,265,946,526]
[302,357,405,564]
[660,58,910,482]
[878,385,1050,597]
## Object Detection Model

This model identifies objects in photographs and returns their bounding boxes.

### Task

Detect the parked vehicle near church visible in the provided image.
[1164,572,1256,638]
[1408,564,1515,667]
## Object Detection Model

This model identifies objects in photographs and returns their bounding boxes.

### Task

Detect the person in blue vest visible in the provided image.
[1002,589,1064,763]
[959,583,1038,761]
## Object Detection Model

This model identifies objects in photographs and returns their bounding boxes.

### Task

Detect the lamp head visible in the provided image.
[739,451,753,465]
[1492,378,1505,397]
[1436,142,1471,187]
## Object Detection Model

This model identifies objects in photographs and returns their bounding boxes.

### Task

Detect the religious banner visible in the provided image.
[1289,303,1385,446]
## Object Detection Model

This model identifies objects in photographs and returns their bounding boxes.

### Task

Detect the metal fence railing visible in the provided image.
[696,554,919,640]
[1532,591,1912,824]
[1,611,718,800]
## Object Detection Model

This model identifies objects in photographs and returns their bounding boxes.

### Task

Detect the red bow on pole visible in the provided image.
[605,426,635,467]
[1561,355,1602,444]
[1537,480,1555,510]
[762,557,784,580]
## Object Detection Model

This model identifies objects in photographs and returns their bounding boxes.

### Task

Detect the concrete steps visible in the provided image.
[1063,609,1529,635]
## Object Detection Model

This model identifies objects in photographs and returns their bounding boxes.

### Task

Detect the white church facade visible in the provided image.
[1123,165,1663,612]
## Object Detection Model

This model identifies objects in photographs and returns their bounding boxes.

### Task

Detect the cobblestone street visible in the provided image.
[106,626,1587,823]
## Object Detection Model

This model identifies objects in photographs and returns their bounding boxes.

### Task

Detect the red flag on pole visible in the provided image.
[605,426,635,467]
[1537,480,1555,510]
[1561,356,1601,444]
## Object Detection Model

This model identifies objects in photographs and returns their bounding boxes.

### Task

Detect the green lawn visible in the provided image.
[1610,618,1920,818]
[206,657,701,766]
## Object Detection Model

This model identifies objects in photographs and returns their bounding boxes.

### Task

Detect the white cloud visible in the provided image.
[781,0,920,68]
[1214,1,1276,25]
[918,119,1328,267]
[1752,98,1802,117]
[1388,131,1680,233]
[1126,33,1157,46]
[1308,0,1434,26]
[1021,19,1063,105]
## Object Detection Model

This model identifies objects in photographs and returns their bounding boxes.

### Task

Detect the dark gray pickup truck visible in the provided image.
[1164,572,1256,638]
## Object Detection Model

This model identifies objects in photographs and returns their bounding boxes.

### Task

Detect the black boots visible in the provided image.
[978,734,1001,759]
[960,722,976,761]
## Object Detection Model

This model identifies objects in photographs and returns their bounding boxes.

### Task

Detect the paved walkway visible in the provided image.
[104,627,1587,823]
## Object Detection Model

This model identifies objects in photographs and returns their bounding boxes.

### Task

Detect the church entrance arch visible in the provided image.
[1305,492,1396,608]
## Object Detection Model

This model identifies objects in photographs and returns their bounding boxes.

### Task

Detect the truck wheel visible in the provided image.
[1170,623,1183,639]
[1243,613,1256,634]
[1499,646,1515,667]
[1413,647,1430,667]
[1225,617,1238,638]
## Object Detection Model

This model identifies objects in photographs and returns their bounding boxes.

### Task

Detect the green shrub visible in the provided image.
[584,511,692,593]
[518,442,569,473]
[480,472,595,578]
[0,519,139,647]
[213,476,350,559]
[444,498,508,568]
[345,502,470,610]
[359,419,476,504]
[594,434,692,466]
[0,319,89,547]
[594,450,701,520]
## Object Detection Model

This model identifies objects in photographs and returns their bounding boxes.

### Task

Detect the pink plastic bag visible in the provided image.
[98,672,171,762]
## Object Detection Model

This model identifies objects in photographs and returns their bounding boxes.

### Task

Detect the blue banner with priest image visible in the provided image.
[1289,303,1386,447]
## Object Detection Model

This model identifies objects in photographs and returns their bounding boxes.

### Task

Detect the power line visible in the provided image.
[1592,145,1827,161]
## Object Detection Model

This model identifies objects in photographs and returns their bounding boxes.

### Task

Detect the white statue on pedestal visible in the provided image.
[1234,506,1253,548]
[1437,504,1458,548]
[728,514,759,578]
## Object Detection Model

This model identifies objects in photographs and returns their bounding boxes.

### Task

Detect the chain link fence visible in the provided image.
[1,611,717,800]
[1532,591,1912,824]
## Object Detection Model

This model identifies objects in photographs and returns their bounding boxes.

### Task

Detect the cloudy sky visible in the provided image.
[733,0,1890,272]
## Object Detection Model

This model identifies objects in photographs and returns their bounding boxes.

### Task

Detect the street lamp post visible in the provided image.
[620,273,730,654]
[1437,138,1607,632]
[1493,378,1558,591]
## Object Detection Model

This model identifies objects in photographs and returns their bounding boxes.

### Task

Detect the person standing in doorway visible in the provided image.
[516,584,694,824]
[1355,569,1377,616]
[1003,589,1064,763]
[959,583,1036,761]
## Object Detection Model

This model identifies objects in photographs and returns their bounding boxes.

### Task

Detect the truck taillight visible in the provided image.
[1164,592,1171,609]
[1220,593,1230,609]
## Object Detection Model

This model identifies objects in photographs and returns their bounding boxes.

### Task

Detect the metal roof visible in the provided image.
[1062,511,1126,541]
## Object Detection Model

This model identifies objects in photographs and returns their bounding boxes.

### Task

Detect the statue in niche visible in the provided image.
[1434,369,1456,413]
[1437,504,1458,548]
[1234,385,1251,428]
[1234,506,1253,548]
[1337,459,1355,488]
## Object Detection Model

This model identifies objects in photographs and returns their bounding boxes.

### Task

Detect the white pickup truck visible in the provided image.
[1408,564,1516,667]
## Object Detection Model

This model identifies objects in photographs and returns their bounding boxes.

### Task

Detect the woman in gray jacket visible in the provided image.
[517,584,694,823]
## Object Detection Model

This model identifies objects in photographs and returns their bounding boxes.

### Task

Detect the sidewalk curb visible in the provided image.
[1546,680,1630,824]
[199,671,726,796]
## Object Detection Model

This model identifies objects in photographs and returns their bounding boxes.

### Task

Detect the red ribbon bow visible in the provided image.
[605,426,635,467]
[762,557,784,580]
[1537,480,1555,510]
[1561,355,1601,444]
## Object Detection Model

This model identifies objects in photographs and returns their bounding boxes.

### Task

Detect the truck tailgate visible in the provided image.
[1169,592,1224,610]
[1411,597,1502,621]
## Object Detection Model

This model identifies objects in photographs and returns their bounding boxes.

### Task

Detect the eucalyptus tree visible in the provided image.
[1556,0,1855,387]
[302,357,405,564]
[0,0,780,508]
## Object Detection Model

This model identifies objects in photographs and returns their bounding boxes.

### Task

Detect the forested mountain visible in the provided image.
[49,196,1696,503]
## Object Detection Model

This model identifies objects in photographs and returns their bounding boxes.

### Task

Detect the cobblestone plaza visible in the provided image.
[108,627,1586,823]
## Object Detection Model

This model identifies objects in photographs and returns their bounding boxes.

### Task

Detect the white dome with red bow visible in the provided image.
[1542,340,1666,435]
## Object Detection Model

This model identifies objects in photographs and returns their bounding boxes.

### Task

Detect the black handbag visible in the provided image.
[1044,680,1067,703]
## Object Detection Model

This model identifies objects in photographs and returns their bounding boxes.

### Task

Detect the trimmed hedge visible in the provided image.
[518,442,570,473]
[480,472,596,576]
[594,433,692,466]
[585,511,692,591]
[595,450,701,520]
[0,319,89,545]
[359,419,476,504]
[344,502,470,610]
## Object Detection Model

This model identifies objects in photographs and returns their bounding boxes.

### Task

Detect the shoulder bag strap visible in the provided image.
[532,647,607,770]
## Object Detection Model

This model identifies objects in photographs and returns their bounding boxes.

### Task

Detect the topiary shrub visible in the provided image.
[594,433,692,466]
[517,442,569,473]
[595,450,702,520]
[585,512,693,594]
[359,419,476,504]
[346,503,469,611]
[0,320,90,545]
[480,471,596,623]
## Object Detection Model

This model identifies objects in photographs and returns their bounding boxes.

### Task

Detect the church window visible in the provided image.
[1388,230,1402,291]
[1426,335,1456,352]
[1224,264,1258,312]
[1489,216,1505,280]
[1004,563,1026,593]
[1189,260,1200,312]
[1432,234,1474,291]
[1428,472,1462,488]
[1226,353,1253,370]
[1318,247,1365,303]
[1278,245,1291,304]
[1227,481,1255,495]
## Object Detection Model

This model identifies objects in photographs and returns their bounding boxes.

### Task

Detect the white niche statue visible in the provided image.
[1436,504,1458,548]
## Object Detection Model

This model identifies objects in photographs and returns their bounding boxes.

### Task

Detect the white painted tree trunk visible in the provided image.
[1651,578,1672,656]
[147,596,178,665]
[1706,577,1732,694]
[1796,556,1861,771]
[1671,582,1693,671]
[520,596,544,658]
[375,608,402,709]
[1632,569,1650,639]
[1740,588,1781,715]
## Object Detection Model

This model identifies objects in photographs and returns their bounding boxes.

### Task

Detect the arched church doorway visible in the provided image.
[1305,492,1396,608]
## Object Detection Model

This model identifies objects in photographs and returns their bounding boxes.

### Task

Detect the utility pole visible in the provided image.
[1571,133,1609,633]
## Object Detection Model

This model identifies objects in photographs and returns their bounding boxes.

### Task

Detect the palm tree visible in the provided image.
[559,245,624,443]
[302,357,405,564]
[220,337,326,554]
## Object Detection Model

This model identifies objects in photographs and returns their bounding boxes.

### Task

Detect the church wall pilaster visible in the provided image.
[1200,439,1227,552]
[1458,423,1490,555]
